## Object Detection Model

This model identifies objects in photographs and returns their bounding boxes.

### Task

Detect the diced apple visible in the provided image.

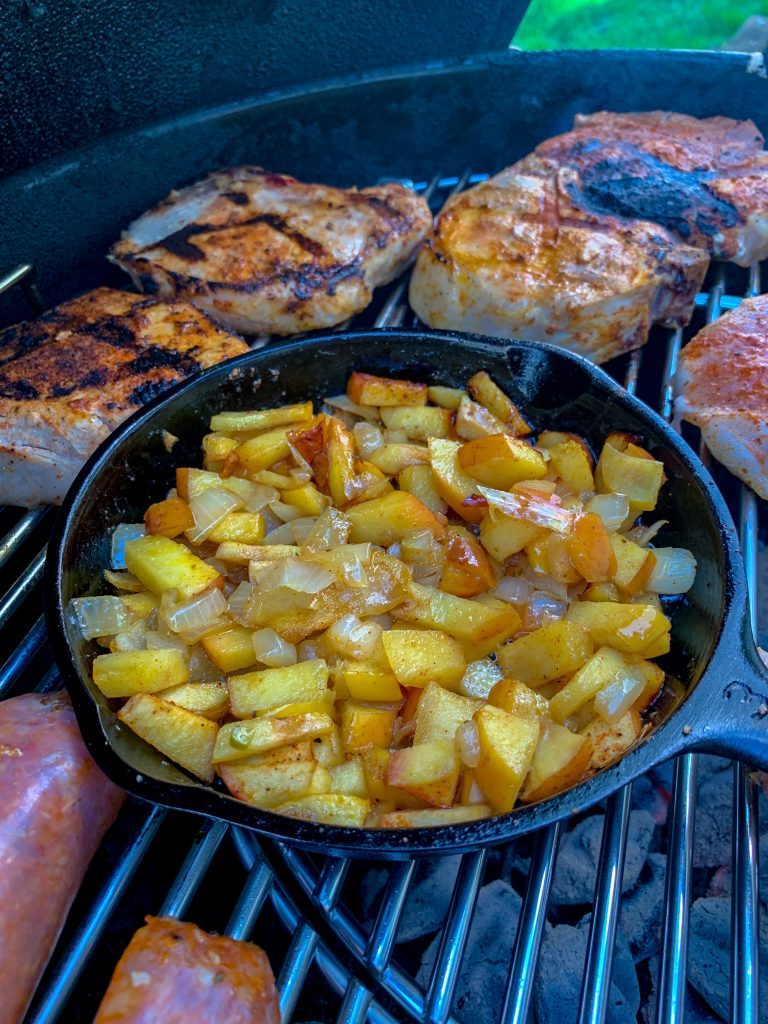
[582,582,621,603]
[230,740,315,767]
[488,679,550,718]
[580,711,641,769]
[206,512,266,545]
[176,468,256,502]
[279,483,330,517]
[368,444,431,475]
[479,512,544,561]
[235,428,293,474]
[325,417,357,507]
[458,434,547,489]
[567,601,671,653]
[398,464,448,516]
[313,727,345,767]
[340,703,397,751]
[213,713,335,763]
[380,405,452,440]
[413,682,481,743]
[210,402,313,433]
[473,705,540,813]
[93,648,189,698]
[124,535,222,599]
[348,372,427,407]
[275,793,371,826]
[466,371,531,435]
[388,740,460,807]
[520,720,592,803]
[382,628,466,690]
[428,438,485,524]
[118,693,219,783]
[201,626,259,673]
[567,513,616,582]
[228,659,329,717]
[440,525,496,598]
[597,441,664,513]
[328,757,370,797]
[345,490,446,545]
[220,761,330,808]
[160,680,230,720]
[455,395,510,441]
[144,496,195,538]
[427,385,466,410]
[610,535,656,595]
[339,661,403,702]
[496,621,594,688]
[548,646,628,723]
[547,440,595,494]
[377,805,492,827]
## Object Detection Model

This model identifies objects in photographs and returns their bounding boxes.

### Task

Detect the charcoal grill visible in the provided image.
[0,43,766,1024]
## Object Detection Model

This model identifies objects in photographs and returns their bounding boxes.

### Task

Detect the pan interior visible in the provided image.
[54,330,731,825]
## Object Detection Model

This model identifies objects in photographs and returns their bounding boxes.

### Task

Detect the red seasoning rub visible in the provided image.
[93,917,280,1024]
[0,691,124,1024]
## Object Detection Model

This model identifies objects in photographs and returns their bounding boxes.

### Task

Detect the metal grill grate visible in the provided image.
[1,170,765,1024]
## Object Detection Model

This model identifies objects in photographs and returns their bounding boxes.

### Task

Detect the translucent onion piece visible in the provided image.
[324,394,379,421]
[297,637,324,662]
[632,519,670,548]
[187,488,242,543]
[646,547,697,595]
[228,581,256,623]
[479,486,573,533]
[290,517,320,544]
[145,630,190,657]
[111,523,146,569]
[269,500,303,523]
[252,627,298,667]
[459,658,503,699]
[353,421,384,458]
[187,645,226,684]
[309,544,372,587]
[252,557,334,595]
[524,591,569,630]
[167,586,228,635]
[304,508,352,550]
[103,569,146,592]
[111,622,149,652]
[384,429,409,444]
[262,521,298,544]
[401,528,444,568]
[244,484,280,513]
[456,719,481,768]
[494,576,533,605]
[326,614,382,660]
[584,492,631,532]
[520,565,570,600]
[70,596,130,640]
[289,466,313,486]
[594,666,647,723]
[413,566,442,588]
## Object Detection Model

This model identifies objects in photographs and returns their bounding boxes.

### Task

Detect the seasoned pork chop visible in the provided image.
[409,166,708,363]
[110,167,432,335]
[516,111,768,265]
[0,288,247,507]
[675,295,768,499]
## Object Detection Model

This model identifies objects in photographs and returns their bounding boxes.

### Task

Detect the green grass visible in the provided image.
[513,0,757,51]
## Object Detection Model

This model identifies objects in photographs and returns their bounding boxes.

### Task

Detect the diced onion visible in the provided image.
[145,630,190,657]
[111,622,149,652]
[584,493,630,532]
[479,486,573,533]
[353,421,384,458]
[326,614,382,660]
[304,508,352,550]
[166,587,228,635]
[594,666,647,723]
[187,645,226,684]
[104,569,145,592]
[309,544,372,587]
[290,517,320,544]
[521,566,570,600]
[456,719,481,768]
[262,521,298,544]
[524,591,569,629]
[228,581,256,623]
[324,394,379,421]
[459,659,503,699]
[494,576,533,605]
[252,557,334,595]
[646,547,697,595]
[269,500,303,523]
[384,429,409,444]
[401,529,444,567]
[244,484,280,513]
[252,627,298,667]
[111,523,146,569]
[186,488,242,543]
[70,596,130,640]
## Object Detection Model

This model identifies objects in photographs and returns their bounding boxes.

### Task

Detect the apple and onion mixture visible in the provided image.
[71,370,696,828]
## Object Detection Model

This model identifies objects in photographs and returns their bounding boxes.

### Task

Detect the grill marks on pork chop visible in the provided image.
[110,167,432,335]
[0,287,248,507]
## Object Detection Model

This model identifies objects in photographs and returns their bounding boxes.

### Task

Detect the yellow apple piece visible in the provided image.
[472,704,540,813]
[547,440,595,494]
[580,710,641,769]
[496,621,594,688]
[398,464,448,516]
[339,661,403,702]
[144,496,195,538]
[345,490,446,545]
[377,805,492,827]
[220,761,330,808]
[234,427,293,473]
[118,693,219,783]
[597,440,664,513]
[488,679,550,718]
[206,512,266,545]
[479,512,544,561]
[381,628,466,690]
[348,372,427,407]
[210,402,313,433]
[467,371,531,436]
[275,793,371,826]
[367,444,431,475]
[567,601,671,654]
[279,482,330,517]
[413,682,482,743]
[379,405,452,440]
[92,648,189,698]
[388,740,460,807]
[428,438,485,524]
[427,385,466,410]
[520,720,593,803]
[124,534,222,600]
[548,646,628,723]
[340,702,397,751]
[328,757,370,797]
[313,727,345,767]
[567,513,617,582]
[228,659,330,718]
[213,713,335,763]
[159,680,230,721]
[458,434,546,489]
[200,626,259,673]
[610,535,657,595]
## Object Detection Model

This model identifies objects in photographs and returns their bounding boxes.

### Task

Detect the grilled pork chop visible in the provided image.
[516,111,768,266]
[110,167,432,335]
[675,295,768,499]
[409,166,709,363]
[0,288,247,507]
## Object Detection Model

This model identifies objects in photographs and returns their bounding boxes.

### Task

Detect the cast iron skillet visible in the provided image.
[46,329,768,858]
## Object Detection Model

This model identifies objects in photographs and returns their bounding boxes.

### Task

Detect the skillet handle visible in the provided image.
[677,620,768,770]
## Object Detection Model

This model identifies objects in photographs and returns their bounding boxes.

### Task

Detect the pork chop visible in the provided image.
[110,167,432,335]
[0,288,248,507]
[675,295,768,499]
[515,111,768,265]
[408,166,709,364]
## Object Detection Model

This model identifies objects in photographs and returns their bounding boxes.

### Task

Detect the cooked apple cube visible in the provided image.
[382,629,466,690]
[347,372,427,407]
[219,760,330,809]
[368,443,431,475]
[118,693,218,782]
[388,740,460,807]
[567,601,671,654]
[473,705,540,813]
[92,648,189,698]
[207,512,265,545]
[124,535,222,600]
[238,740,316,766]
[457,658,503,699]
[398,464,447,516]
[377,805,492,827]
[235,428,293,473]
[610,535,656,595]
[339,661,403,702]
[228,659,330,718]
[328,757,369,797]
[597,441,664,513]
[428,385,466,410]
[210,402,313,434]
[440,525,496,598]
[313,727,345,767]
[392,583,520,659]
[280,483,330,517]
[159,680,229,720]
[580,710,641,769]
[479,512,544,561]
[275,793,371,827]
[340,702,397,751]
[380,405,452,440]
[547,440,595,494]
[488,679,550,718]
[428,438,485,524]
[496,620,594,688]
[200,626,259,673]
[467,371,531,436]
[345,490,446,545]
[413,682,481,743]
[567,512,616,583]
[213,713,335,763]
[548,646,628,723]
[325,417,357,507]
[144,496,195,538]
[455,395,510,441]
[458,434,546,489]
[520,720,592,803]
[215,542,300,565]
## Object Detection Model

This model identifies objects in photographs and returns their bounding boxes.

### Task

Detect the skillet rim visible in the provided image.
[45,327,746,857]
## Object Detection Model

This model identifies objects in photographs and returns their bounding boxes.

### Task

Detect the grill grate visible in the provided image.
[1,170,765,1024]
